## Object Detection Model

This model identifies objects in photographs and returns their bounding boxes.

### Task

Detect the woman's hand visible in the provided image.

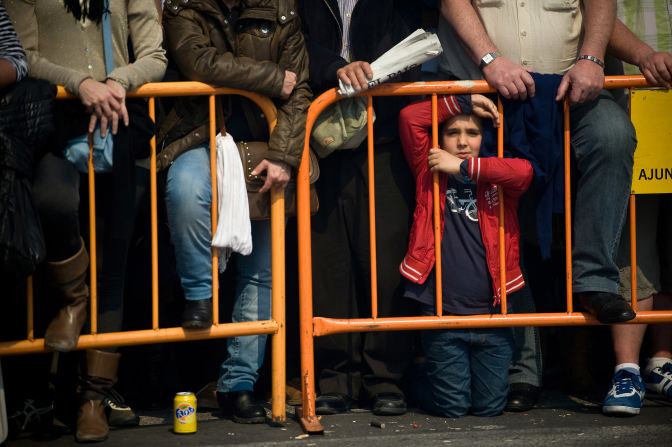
[470,94,500,127]
[428,148,463,174]
[251,159,291,193]
[78,78,127,137]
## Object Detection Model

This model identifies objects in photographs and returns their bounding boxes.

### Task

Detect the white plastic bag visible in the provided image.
[211,132,252,271]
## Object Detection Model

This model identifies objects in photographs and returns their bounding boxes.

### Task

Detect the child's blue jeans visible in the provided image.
[412,304,514,417]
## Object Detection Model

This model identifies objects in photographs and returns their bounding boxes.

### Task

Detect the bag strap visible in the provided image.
[101,0,114,76]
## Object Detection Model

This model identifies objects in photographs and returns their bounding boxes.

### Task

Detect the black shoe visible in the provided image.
[505,383,540,412]
[315,393,351,415]
[103,388,139,427]
[371,392,407,416]
[182,299,212,329]
[579,292,636,324]
[217,391,266,424]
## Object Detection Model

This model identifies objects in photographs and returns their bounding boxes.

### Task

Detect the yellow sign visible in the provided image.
[630,89,672,194]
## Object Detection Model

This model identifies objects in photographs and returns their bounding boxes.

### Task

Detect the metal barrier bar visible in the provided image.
[209,95,220,325]
[2,82,287,421]
[629,195,638,311]
[367,96,379,319]
[497,98,508,314]
[312,311,672,335]
[431,94,443,317]
[563,99,573,313]
[296,75,668,433]
[0,320,278,356]
[87,133,98,335]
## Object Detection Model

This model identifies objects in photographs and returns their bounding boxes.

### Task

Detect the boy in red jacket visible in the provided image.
[398,94,533,417]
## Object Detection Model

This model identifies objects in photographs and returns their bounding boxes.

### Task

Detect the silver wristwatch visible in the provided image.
[479,51,500,69]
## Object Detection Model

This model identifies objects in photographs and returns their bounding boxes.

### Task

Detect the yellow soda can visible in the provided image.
[173,392,197,434]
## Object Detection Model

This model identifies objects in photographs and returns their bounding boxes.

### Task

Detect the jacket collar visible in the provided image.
[165,0,295,24]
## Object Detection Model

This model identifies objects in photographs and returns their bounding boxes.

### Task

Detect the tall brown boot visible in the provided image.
[45,242,89,352]
[76,349,120,443]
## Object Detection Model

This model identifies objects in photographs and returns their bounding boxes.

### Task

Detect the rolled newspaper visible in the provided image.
[338,29,443,96]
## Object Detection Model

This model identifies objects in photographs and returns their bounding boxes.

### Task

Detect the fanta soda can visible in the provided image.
[173,392,197,434]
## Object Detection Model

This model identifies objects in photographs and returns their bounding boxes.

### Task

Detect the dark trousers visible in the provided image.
[32,153,147,334]
[312,140,416,400]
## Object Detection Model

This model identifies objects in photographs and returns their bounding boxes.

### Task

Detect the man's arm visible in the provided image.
[608,19,672,89]
[440,0,535,100]
[556,0,615,103]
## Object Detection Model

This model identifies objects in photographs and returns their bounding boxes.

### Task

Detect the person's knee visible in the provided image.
[34,183,78,223]
[166,163,211,219]
[579,102,636,164]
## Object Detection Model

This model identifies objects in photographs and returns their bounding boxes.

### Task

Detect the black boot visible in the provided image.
[182,299,212,329]
[217,391,266,424]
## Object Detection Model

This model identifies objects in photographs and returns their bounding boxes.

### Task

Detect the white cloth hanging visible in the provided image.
[212,132,253,272]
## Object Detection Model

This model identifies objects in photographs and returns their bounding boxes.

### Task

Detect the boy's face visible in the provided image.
[441,115,482,159]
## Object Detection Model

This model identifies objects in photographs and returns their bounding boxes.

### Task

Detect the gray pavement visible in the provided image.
[4,390,672,446]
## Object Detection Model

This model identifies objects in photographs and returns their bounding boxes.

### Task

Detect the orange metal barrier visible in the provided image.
[295,75,672,433]
[0,82,288,421]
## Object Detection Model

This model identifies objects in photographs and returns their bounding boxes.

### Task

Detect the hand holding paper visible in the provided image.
[338,29,443,96]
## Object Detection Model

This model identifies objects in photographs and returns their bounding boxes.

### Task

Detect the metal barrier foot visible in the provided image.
[296,407,324,434]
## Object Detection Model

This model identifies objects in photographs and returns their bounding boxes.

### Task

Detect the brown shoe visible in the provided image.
[76,350,121,443]
[45,242,89,352]
[76,400,108,442]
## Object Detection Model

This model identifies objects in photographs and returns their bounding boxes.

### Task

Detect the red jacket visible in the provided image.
[398,95,534,304]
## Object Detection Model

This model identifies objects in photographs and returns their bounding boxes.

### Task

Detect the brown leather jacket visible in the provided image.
[160,0,311,168]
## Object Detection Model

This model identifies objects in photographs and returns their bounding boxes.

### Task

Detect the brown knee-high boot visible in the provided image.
[76,349,120,443]
[45,242,89,352]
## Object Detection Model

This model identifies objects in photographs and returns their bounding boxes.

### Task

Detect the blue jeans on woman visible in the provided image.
[412,305,514,417]
[165,146,272,392]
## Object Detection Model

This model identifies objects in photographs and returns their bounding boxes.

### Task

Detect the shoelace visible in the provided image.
[658,363,672,378]
[614,371,640,394]
[8,399,53,431]
[103,387,131,410]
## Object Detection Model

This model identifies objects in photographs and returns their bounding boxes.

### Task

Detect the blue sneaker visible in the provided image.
[602,369,645,416]
[643,362,672,398]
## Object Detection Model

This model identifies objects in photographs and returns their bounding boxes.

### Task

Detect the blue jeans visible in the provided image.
[413,307,514,417]
[570,90,636,294]
[165,146,272,392]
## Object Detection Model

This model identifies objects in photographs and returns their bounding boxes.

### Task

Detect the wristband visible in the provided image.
[576,55,605,68]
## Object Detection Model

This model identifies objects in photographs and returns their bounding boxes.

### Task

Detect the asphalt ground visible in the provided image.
[4,390,672,447]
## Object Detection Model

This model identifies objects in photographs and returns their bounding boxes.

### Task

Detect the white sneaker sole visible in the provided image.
[602,405,641,416]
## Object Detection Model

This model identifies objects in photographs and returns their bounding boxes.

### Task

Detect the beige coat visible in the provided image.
[6,0,167,94]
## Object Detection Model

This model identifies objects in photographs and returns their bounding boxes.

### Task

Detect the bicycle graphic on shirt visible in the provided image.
[446,187,478,222]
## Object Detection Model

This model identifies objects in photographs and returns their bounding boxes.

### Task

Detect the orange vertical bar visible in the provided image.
[629,195,638,311]
[268,117,287,421]
[27,276,34,341]
[209,95,219,325]
[497,98,507,314]
[563,100,573,313]
[297,110,322,432]
[88,133,98,335]
[367,95,378,319]
[270,185,287,421]
[431,94,443,317]
[149,98,159,330]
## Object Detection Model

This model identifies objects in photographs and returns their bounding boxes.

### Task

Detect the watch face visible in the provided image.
[483,53,495,65]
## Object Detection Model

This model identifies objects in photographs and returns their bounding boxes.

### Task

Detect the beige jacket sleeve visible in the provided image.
[107,1,167,90]
[6,0,90,94]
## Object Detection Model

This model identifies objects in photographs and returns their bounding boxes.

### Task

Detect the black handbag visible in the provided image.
[0,78,55,279]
